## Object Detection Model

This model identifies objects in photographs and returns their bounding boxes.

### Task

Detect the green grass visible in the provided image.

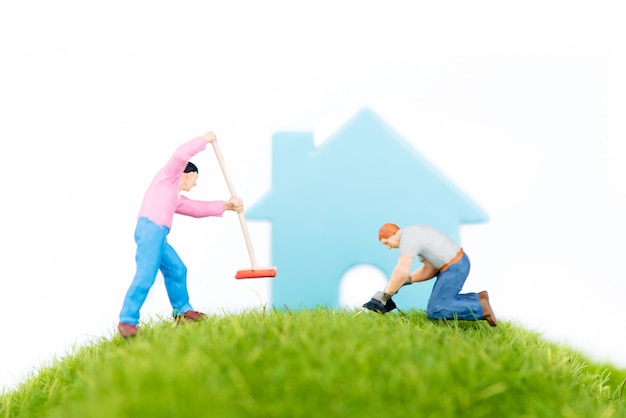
[1,308,625,418]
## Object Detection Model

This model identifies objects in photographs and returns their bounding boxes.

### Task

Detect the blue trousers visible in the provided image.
[119,217,194,325]
[426,253,485,321]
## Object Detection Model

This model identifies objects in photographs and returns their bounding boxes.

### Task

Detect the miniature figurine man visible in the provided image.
[363,223,497,326]
[118,132,243,338]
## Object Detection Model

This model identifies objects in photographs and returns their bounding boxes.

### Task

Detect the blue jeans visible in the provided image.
[426,253,484,321]
[119,217,194,325]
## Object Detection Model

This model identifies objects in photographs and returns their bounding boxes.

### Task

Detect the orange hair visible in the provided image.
[378,223,400,241]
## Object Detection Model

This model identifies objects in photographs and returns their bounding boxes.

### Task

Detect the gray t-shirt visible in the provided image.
[398,224,461,269]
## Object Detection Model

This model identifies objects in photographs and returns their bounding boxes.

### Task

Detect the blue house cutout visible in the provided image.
[246,108,488,310]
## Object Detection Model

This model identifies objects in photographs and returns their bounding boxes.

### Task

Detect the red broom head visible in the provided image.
[235,267,277,279]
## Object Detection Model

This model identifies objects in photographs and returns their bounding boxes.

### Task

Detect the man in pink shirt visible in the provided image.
[118,131,243,338]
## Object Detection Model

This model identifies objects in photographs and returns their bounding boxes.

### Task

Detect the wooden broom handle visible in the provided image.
[210,141,259,268]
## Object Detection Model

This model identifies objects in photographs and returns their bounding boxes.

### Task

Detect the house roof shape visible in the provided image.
[246,107,488,309]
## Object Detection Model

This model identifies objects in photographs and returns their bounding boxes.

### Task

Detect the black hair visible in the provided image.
[184,161,198,173]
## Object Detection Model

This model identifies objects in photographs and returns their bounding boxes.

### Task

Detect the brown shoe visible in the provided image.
[175,310,207,323]
[118,322,139,338]
[478,291,497,327]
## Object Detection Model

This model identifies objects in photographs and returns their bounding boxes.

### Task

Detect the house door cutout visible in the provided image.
[339,264,387,309]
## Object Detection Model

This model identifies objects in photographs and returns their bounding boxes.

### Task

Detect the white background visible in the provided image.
[1,0,626,390]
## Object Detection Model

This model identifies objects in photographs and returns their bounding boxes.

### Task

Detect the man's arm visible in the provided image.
[176,196,244,218]
[364,250,440,314]
[363,255,413,314]
[162,136,211,178]
[176,196,225,218]
[408,260,438,284]
[384,255,414,295]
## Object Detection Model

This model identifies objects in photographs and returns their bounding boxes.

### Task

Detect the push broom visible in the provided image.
[211,140,277,279]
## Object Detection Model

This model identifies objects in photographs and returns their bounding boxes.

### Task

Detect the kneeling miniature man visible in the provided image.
[363,223,497,326]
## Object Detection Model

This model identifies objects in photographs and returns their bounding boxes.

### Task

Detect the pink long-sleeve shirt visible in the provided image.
[137,137,225,229]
